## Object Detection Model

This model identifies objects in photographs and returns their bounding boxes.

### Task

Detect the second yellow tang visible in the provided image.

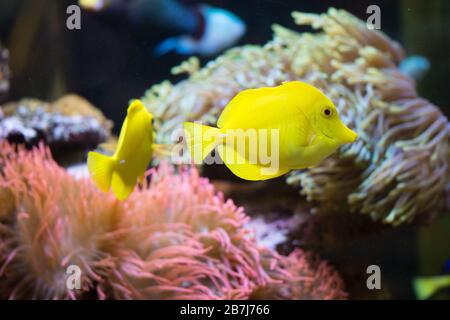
[413,275,450,300]
[87,100,154,200]
[183,81,358,181]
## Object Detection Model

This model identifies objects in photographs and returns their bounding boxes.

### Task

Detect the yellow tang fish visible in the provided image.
[87,100,155,200]
[413,275,450,300]
[183,81,358,181]
[79,0,111,11]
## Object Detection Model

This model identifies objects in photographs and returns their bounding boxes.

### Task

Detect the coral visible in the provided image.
[251,248,346,300]
[108,164,267,299]
[247,214,303,251]
[285,10,449,225]
[141,8,449,225]
[0,44,9,102]
[0,143,346,299]
[0,142,346,300]
[0,142,120,299]
[0,94,112,151]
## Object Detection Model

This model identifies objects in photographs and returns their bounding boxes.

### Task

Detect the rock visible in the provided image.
[0,94,113,154]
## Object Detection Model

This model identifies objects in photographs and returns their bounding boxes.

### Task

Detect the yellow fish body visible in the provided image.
[413,275,450,300]
[87,100,154,200]
[183,81,358,181]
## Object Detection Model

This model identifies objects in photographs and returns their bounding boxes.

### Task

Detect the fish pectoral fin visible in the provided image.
[87,151,115,192]
[152,143,172,158]
[111,171,136,201]
[138,174,145,186]
[218,144,289,181]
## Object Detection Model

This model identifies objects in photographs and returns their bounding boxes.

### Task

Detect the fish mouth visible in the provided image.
[320,127,358,145]
[337,126,358,144]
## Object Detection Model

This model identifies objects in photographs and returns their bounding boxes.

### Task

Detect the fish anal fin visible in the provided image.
[111,171,136,201]
[218,144,289,181]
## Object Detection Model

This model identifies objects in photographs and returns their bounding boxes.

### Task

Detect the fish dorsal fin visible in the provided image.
[217,82,318,150]
[115,116,128,155]
[217,82,315,129]
[218,87,274,128]
[114,100,152,158]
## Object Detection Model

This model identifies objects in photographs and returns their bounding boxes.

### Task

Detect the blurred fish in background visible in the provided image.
[413,274,450,300]
[399,55,430,81]
[79,0,246,56]
[413,258,450,299]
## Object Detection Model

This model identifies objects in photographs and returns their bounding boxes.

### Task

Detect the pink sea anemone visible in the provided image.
[0,142,120,299]
[254,248,347,300]
[109,164,267,299]
[0,142,346,299]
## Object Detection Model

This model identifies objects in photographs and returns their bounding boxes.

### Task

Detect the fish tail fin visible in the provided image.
[87,151,115,192]
[413,275,450,300]
[183,122,222,163]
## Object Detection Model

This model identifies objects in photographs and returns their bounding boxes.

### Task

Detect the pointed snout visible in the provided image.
[338,124,358,144]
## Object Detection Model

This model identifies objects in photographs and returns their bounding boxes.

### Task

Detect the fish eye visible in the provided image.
[321,107,334,118]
